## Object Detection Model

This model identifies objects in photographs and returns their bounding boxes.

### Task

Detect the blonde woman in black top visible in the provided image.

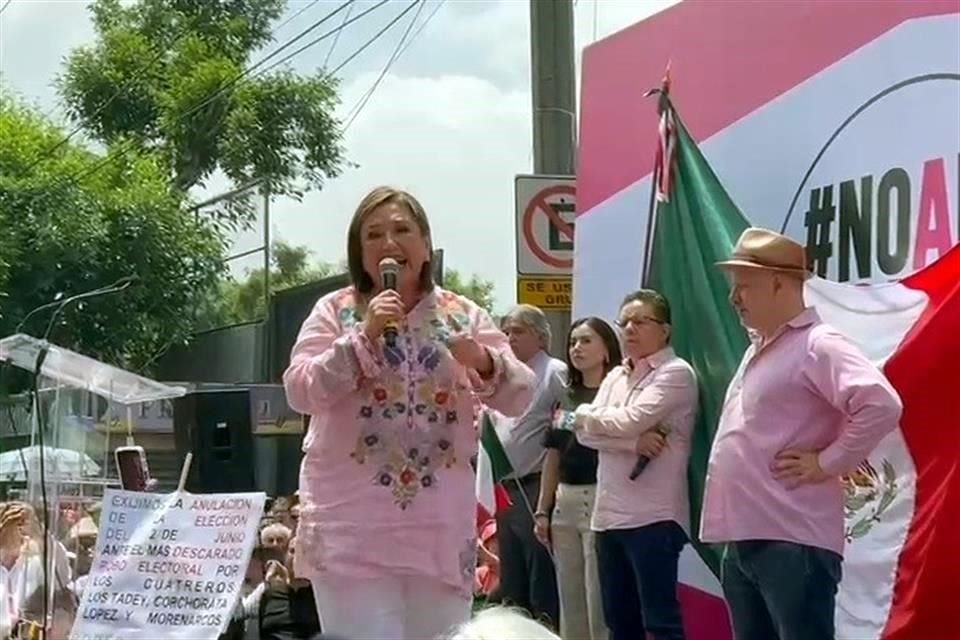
[534,318,621,640]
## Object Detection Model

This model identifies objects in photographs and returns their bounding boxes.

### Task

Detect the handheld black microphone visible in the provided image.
[378,258,401,348]
[630,425,669,480]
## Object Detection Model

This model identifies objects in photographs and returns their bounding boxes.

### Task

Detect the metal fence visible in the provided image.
[190,178,273,318]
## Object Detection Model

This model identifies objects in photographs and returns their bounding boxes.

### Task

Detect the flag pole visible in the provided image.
[510,475,555,560]
[641,158,662,287]
[641,64,672,286]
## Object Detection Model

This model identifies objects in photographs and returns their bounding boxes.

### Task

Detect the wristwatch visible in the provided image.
[534,511,550,519]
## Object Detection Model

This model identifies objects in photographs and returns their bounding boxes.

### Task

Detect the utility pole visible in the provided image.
[262,185,272,383]
[529,0,576,356]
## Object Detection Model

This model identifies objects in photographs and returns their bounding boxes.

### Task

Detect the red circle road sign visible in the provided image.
[522,184,575,270]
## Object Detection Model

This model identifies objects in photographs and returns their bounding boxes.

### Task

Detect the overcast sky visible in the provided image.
[0,0,677,312]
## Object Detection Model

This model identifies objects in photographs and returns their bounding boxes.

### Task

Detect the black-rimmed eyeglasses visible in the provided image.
[615,316,666,330]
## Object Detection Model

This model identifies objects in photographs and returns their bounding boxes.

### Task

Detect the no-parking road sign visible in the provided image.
[515,175,576,277]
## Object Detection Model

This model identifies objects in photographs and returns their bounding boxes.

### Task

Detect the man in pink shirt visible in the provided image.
[701,228,902,640]
[573,289,698,640]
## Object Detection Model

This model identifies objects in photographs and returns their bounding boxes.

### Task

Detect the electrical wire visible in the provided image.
[343,0,446,130]
[256,0,391,77]
[342,0,427,132]
[26,0,360,182]
[395,0,445,59]
[272,0,321,34]
[327,0,420,77]
[20,42,177,174]
[19,0,403,226]
[0,0,12,17]
[185,4,422,234]
[323,0,355,69]
[57,0,387,188]
[238,0,358,82]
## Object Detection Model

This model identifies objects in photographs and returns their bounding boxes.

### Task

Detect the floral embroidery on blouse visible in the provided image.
[344,289,474,509]
[337,300,362,328]
[426,293,473,345]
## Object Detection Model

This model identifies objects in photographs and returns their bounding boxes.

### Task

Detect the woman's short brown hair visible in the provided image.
[346,186,434,295]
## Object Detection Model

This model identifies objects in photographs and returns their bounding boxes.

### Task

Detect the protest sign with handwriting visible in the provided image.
[70,489,264,640]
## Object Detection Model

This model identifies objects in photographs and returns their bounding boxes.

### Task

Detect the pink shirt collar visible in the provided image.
[624,346,675,373]
[751,307,821,348]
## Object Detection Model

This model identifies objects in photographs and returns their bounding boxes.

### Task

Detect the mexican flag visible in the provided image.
[646,98,960,640]
[475,410,513,526]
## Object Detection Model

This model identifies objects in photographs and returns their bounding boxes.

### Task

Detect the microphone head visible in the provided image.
[378,257,401,276]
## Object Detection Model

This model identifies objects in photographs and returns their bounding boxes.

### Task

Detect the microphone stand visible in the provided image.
[13,276,135,336]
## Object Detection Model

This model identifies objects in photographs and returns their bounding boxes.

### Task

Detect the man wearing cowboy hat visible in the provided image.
[700,228,902,640]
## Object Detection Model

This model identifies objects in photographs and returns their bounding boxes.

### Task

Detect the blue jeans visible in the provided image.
[595,521,687,640]
[721,541,842,640]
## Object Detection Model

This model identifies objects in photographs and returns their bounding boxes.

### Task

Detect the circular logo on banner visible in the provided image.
[522,185,575,270]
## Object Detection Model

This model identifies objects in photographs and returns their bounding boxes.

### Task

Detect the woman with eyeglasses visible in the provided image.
[569,290,698,640]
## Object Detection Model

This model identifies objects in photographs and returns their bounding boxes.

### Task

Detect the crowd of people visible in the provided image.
[0,499,98,639]
[2,185,903,640]
[0,490,559,640]
[283,187,903,640]
[217,494,319,640]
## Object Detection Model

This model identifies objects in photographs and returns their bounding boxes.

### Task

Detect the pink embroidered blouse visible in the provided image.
[283,286,535,595]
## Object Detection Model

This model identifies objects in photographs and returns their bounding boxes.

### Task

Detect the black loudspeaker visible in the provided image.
[173,389,256,493]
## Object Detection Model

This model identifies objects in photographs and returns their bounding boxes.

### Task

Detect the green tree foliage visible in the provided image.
[201,240,335,327]
[443,268,495,312]
[58,0,346,221]
[200,245,498,327]
[0,96,225,372]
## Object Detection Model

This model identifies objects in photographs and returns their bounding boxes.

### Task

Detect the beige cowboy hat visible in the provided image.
[715,227,812,279]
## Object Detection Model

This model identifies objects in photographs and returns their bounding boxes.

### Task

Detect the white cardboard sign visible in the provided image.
[70,489,265,640]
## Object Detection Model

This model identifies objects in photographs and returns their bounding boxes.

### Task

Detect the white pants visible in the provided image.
[311,573,471,640]
[552,483,608,640]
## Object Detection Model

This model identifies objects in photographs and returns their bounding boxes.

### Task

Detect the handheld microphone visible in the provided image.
[378,258,401,348]
[630,425,669,480]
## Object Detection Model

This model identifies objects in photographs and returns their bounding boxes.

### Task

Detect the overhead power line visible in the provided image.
[323,0,356,69]
[256,0,394,78]
[26,0,361,179]
[396,0,446,59]
[272,0,321,35]
[327,0,421,77]
[58,0,389,188]
[344,0,446,132]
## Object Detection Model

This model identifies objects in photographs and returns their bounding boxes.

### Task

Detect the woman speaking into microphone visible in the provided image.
[283,186,535,640]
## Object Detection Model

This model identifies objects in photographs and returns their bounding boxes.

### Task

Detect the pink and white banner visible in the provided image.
[576,2,960,639]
